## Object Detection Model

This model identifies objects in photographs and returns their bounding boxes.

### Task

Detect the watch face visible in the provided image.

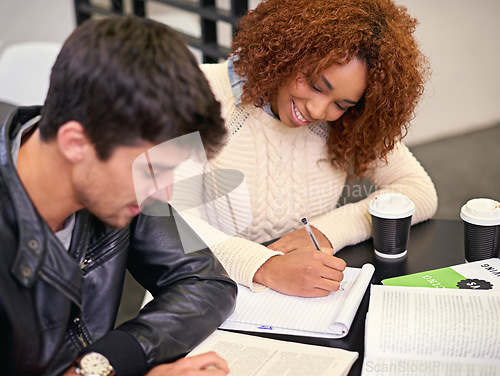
[80,352,112,375]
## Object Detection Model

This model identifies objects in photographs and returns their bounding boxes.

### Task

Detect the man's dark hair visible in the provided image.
[39,15,225,160]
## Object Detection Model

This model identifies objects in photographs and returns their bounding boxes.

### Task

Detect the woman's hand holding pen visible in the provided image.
[267,225,332,254]
[253,248,346,297]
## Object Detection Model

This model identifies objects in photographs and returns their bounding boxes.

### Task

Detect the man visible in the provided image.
[0,16,236,375]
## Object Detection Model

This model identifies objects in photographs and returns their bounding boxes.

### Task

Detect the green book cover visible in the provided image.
[382,258,500,290]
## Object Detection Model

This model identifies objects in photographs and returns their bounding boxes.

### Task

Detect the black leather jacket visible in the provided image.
[0,107,237,376]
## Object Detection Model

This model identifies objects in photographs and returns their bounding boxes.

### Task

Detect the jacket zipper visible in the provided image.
[80,230,129,274]
[72,316,88,349]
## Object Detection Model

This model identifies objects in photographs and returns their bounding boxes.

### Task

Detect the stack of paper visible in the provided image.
[362,285,500,375]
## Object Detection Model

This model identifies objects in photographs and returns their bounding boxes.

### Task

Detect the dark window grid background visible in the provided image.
[73,0,248,63]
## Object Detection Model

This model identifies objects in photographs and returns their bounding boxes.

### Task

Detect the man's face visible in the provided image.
[73,140,189,229]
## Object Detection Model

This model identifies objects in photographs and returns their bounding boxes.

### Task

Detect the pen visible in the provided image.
[301,217,324,252]
[257,325,274,330]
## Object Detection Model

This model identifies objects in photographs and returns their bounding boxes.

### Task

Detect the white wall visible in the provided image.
[396,0,500,145]
[0,0,75,50]
[1,0,499,146]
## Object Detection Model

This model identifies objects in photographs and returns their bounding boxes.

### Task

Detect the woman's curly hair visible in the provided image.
[232,0,430,176]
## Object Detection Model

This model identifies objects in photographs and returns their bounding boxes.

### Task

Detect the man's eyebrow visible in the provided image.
[137,160,175,175]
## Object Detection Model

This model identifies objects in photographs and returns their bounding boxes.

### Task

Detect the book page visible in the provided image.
[362,358,500,376]
[188,330,358,376]
[220,264,374,338]
[363,286,500,375]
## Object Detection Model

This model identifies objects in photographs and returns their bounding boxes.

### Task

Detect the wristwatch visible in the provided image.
[75,352,115,376]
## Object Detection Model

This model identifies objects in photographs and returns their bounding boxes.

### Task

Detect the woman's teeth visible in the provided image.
[293,103,307,123]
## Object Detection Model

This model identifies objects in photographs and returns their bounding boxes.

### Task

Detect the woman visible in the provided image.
[181,0,437,297]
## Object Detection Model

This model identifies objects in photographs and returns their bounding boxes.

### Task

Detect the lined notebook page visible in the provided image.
[221,263,374,338]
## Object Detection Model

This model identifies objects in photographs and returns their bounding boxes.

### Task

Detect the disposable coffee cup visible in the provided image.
[460,198,500,262]
[368,193,415,259]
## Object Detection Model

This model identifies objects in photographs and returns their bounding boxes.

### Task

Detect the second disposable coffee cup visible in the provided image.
[460,198,500,262]
[368,193,415,259]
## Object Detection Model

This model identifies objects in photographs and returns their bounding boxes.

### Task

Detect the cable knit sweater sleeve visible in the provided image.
[309,142,438,253]
[177,211,282,292]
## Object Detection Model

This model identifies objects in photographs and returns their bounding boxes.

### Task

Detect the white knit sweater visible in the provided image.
[175,61,437,291]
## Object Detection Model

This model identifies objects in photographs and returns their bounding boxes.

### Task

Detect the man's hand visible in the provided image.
[253,248,346,297]
[146,352,229,375]
[63,352,228,376]
[267,226,332,254]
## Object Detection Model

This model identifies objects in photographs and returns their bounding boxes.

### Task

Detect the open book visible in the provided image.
[189,330,358,376]
[220,263,374,338]
[362,285,500,375]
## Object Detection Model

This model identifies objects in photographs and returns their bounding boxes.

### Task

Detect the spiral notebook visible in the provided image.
[220,263,374,338]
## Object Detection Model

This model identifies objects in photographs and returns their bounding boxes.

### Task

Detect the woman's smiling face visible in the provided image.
[270,58,368,128]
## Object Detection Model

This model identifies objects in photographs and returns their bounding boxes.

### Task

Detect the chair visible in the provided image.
[0,41,62,106]
[0,101,16,125]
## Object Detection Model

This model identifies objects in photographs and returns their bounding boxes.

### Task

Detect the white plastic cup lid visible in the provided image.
[368,193,415,219]
[460,198,500,226]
